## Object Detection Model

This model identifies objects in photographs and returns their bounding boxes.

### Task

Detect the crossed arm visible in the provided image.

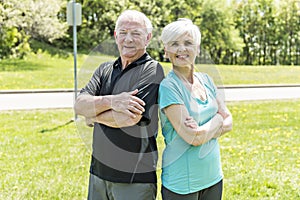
[74,89,145,128]
[163,104,224,146]
[163,96,232,146]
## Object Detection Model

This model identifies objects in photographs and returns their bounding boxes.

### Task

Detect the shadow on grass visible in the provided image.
[30,39,71,59]
[40,119,74,133]
[0,59,50,72]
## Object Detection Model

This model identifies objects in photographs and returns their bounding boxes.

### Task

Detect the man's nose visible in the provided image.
[124,33,133,42]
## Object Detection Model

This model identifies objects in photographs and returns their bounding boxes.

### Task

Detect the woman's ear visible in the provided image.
[164,48,169,59]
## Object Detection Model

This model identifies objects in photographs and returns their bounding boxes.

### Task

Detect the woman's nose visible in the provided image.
[177,44,187,52]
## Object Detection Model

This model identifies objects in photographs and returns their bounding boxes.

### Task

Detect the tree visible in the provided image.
[56,0,243,64]
[0,0,67,58]
[199,0,244,64]
[276,0,300,65]
[233,0,300,65]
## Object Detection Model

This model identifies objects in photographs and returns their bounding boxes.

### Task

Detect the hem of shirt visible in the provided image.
[90,171,157,184]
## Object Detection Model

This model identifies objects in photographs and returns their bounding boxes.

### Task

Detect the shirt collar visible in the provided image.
[113,53,152,70]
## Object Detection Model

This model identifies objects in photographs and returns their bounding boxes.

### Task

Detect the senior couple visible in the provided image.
[74,9,232,200]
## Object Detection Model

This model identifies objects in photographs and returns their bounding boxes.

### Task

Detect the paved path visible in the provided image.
[0,86,300,111]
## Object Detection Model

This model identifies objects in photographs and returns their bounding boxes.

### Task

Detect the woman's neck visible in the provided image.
[173,65,194,83]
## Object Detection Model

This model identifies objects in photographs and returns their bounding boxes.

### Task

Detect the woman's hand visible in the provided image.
[184,116,198,129]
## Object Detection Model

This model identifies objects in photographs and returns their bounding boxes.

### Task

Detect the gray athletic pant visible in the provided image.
[87,174,157,200]
[161,180,223,200]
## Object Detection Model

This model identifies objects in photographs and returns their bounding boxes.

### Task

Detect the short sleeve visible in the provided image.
[136,62,165,120]
[79,65,102,96]
[79,62,113,97]
[158,79,184,111]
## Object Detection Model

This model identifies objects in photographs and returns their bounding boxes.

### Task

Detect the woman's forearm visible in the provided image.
[191,114,223,146]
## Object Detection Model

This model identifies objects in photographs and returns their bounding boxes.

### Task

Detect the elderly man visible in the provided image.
[74,10,164,200]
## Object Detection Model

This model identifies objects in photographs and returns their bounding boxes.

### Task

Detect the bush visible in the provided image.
[0,27,31,59]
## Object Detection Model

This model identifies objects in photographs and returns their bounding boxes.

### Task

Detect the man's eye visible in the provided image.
[185,41,194,46]
[132,32,141,36]
[170,42,178,47]
[119,31,127,35]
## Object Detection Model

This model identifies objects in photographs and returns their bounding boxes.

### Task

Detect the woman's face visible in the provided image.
[165,32,199,68]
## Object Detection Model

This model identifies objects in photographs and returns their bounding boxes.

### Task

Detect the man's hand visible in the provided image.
[111,89,145,118]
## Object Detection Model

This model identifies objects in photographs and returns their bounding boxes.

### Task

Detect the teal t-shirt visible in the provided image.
[158,70,223,194]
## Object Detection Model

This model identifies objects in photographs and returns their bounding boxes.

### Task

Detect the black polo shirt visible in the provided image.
[80,53,164,183]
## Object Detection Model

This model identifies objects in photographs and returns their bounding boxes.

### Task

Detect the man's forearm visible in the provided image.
[74,94,111,118]
[93,110,142,128]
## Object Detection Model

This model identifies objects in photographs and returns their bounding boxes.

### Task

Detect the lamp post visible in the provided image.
[67,1,81,120]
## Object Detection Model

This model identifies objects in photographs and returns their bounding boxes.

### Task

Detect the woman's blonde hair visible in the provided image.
[161,18,201,45]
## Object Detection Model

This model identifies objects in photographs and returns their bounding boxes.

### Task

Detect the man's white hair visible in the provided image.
[161,18,201,45]
[115,10,153,34]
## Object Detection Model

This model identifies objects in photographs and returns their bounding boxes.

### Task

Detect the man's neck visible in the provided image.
[120,52,146,69]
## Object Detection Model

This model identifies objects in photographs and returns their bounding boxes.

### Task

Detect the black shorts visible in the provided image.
[161,180,223,200]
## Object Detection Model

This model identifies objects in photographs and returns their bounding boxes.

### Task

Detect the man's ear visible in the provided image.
[197,45,201,55]
[114,31,118,44]
[145,33,152,46]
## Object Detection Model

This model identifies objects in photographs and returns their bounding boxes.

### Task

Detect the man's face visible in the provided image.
[115,20,150,63]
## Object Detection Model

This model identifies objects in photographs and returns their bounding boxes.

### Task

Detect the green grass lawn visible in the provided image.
[1,100,299,199]
[0,52,299,90]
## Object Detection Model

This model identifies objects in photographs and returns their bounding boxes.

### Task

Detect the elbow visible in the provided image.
[73,100,81,115]
[74,98,88,116]
[190,131,207,146]
[191,141,202,146]
[124,116,142,127]
[190,137,206,146]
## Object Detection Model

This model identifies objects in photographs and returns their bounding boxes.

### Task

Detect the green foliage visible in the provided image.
[233,0,300,65]
[1,0,299,65]
[0,27,30,59]
[0,0,67,59]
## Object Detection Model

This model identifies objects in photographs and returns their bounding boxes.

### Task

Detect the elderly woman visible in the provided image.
[158,18,232,200]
